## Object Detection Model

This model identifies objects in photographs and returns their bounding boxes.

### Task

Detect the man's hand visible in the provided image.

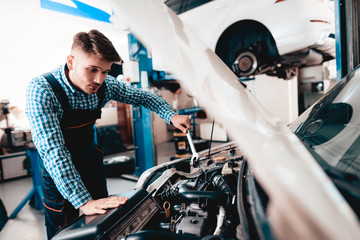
[79,196,128,215]
[171,114,191,133]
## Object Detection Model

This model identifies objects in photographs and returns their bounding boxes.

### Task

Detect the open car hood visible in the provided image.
[109,0,360,239]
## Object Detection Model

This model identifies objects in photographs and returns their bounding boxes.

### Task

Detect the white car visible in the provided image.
[165,0,335,80]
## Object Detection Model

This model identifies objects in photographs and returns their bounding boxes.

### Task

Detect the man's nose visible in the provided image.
[93,73,102,84]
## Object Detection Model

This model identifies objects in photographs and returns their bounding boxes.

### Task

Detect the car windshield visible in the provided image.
[164,0,213,14]
[289,67,360,216]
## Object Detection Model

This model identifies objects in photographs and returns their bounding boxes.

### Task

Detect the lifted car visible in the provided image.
[165,0,335,80]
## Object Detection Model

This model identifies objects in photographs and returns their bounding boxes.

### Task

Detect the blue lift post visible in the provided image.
[9,149,43,219]
[334,0,360,81]
[128,34,155,176]
[334,0,345,82]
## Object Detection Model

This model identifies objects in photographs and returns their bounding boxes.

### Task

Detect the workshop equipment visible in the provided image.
[0,99,33,152]
[173,130,190,158]
[0,151,29,182]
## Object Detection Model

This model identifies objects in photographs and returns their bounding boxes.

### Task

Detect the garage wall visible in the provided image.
[246,75,299,125]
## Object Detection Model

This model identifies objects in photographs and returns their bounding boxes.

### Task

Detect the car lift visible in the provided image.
[8,149,43,219]
[334,0,360,81]
[126,34,158,176]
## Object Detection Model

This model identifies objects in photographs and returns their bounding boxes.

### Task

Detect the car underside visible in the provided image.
[215,21,335,80]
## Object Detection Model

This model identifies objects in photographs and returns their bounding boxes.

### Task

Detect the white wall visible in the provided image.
[0,0,129,128]
[246,75,299,124]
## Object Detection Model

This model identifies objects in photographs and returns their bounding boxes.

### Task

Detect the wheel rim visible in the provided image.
[233,51,258,76]
[239,56,253,72]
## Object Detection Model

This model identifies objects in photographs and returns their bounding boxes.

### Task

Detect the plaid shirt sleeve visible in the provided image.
[104,77,176,124]
[25,76,91,209]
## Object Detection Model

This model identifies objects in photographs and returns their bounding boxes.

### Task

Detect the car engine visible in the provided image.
[125,143,243,240]
[53,143,244,240]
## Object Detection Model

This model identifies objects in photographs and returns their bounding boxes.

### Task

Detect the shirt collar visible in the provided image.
[60,64,78,94]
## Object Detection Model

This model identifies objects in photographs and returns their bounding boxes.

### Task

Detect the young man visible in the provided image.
[25,29,190,239]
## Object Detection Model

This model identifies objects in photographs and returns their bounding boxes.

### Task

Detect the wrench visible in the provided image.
[186,130,199,166]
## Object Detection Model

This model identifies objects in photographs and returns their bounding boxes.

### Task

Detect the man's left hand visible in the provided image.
[171,115,191,133]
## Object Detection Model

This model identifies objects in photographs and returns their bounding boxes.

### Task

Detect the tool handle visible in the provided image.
[186,131,197,155]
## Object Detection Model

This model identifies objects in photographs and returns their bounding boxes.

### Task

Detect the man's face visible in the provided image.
[67,50,113,94]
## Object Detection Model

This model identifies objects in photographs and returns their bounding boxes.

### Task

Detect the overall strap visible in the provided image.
[43,72,70,111]
[43,72,106,110]
[96,83,106,109]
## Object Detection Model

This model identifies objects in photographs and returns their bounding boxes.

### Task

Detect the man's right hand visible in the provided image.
[79,196,128,215]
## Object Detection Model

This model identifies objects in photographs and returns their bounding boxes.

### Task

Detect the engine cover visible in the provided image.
[53,189,160,240]
[176,216,207,236]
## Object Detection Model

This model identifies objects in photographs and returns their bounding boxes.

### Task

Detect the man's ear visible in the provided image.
[67,55,74,70]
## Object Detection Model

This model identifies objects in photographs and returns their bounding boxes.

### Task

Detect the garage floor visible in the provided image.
[0,175,137,240]
[0,141,180,240]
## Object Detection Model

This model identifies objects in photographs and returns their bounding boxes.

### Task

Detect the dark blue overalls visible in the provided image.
[40,72,108,239]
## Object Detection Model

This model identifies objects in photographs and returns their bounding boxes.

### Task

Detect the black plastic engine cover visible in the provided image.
[53,189,160,240]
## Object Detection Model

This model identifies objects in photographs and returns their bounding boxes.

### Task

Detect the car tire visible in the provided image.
[232,50,258,77]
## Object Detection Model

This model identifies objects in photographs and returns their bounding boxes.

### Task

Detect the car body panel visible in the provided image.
[178,0,335,56]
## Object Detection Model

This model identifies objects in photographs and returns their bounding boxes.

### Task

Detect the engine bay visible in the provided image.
[53,143,245,240]
[129,143,244,240]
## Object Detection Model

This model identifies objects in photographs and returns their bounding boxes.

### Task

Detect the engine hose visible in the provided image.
[158,174,233,204]
[193,174,203,188]
[212,175,231,194]
[212,174,233,206]
[213,206,226,235]
[158,184,179,202]
[177,183,228,205]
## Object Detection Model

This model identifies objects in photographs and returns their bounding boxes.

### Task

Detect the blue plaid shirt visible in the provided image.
[25,64,175,209]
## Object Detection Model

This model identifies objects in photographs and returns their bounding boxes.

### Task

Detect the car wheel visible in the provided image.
[215,21,278,78]
[232,50,258,77]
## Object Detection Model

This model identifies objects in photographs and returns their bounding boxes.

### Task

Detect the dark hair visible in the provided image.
[72,29,121,62]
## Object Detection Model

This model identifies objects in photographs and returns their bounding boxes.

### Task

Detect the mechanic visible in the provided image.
[25,29,190,239]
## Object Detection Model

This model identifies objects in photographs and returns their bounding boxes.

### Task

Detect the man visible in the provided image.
[25,29,190,239]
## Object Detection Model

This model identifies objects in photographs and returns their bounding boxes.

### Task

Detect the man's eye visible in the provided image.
[89,68,98,73]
